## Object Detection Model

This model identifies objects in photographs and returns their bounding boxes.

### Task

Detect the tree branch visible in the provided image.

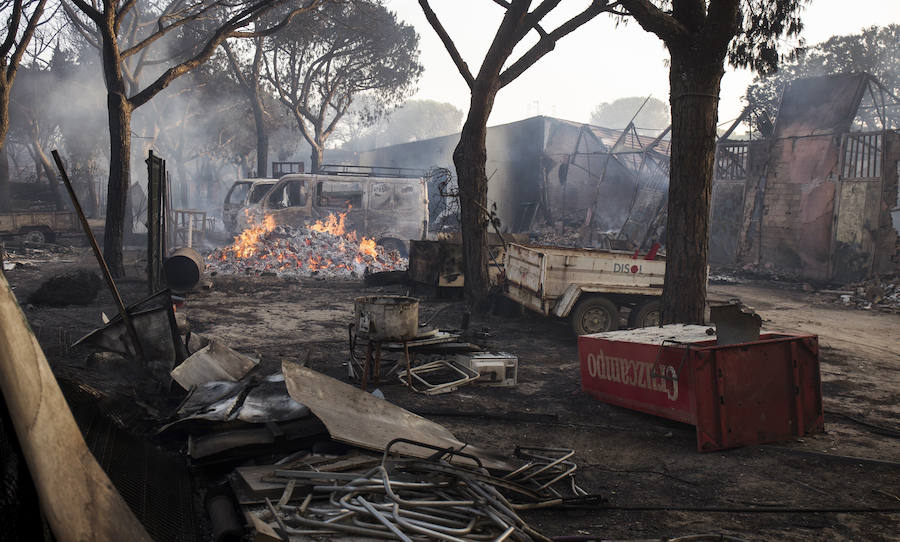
[498,0,610,88]
[68,0,103,24]
[418,0,474,88]
[129,0,323,108]
[0,0,24,60]
[616,0,689,45]
[6,0,48,83]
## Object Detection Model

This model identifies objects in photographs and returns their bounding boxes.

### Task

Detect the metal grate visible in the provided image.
[716,143,749,180]
[842,132,882,179]
[60,381,200,542]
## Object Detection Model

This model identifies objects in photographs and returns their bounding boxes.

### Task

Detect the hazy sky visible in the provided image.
[385,0,900,129]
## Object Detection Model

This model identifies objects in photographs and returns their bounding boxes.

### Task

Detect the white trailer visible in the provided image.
[503,243,666,335]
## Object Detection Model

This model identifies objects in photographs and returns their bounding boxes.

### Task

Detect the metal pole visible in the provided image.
[51,150,145,363]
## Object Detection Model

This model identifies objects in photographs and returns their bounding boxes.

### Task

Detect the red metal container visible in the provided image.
[578,325,824,451]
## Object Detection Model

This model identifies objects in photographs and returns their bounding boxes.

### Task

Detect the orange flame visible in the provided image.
[358,237,378,258]
[309,211,347,236]
[228,214,276,259]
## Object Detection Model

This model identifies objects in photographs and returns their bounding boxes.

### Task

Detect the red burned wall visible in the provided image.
[758,135,842,280]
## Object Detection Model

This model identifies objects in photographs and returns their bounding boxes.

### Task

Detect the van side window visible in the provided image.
[369,182,417,210]
[316,181,363,208]
[269,180,307,208]
[248,184,273,204]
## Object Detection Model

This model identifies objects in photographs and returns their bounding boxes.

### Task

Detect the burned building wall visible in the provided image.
[758,135,841,280]
[724,73,900,282]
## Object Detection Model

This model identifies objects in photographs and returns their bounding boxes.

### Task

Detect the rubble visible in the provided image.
[821,276,900,312]
[206,211,408,279]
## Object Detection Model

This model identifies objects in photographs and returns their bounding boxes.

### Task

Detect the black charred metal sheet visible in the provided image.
[774,73,869,138]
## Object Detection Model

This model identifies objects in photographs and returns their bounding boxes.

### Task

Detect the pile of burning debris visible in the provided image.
[206,210,407,278]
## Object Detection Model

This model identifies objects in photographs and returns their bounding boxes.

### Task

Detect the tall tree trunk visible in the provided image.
[660,48,724,324]
[251,90,268,177]
[454,84,496,308]
[103,93,133,277]
[310,144,323,173]
[0,145,9,213]
[0,84,10,213]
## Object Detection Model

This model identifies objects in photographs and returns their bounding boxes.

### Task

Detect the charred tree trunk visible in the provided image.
[0,83,9,213]
[251,91,268,178]
[103,92,133,277]
[454,84,497,306]
[310,144,324,173]
[0,146,9,213]
[660,48,725,324]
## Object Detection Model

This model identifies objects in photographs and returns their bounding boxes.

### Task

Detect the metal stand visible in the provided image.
[360,340,411,390]
[348,324,413,389]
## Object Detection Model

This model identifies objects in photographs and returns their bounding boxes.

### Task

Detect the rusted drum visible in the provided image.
[164,247,204,293]
[354,295,419,342]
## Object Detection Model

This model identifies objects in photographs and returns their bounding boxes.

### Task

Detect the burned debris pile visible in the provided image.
[207,212,408,279]
[820,275,900,312]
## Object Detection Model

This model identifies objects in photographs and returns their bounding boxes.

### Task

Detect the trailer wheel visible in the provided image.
[22,229,47,245]
[377,238,408,258]
[629,299,661,329]
[570,296,619,335]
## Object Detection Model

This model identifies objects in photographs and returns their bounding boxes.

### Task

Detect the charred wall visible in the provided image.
[727,130,900,282]
[758,134,842,280]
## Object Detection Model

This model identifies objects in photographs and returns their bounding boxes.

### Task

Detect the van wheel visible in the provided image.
[629,299,661,328]
[378,238,408,258]
[570,296,619,335]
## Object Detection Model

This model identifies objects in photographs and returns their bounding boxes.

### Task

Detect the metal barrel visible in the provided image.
[164,247,204,293]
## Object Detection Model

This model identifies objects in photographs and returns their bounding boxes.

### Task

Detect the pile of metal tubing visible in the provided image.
[254,440,591,541]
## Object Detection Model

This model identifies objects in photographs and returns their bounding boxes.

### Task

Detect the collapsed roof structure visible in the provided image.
[338,115,671,248]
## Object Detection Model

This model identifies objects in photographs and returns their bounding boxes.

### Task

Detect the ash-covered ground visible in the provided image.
[4,247,900,542]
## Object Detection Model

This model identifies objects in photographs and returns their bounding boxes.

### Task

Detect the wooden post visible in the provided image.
[146,150,165,293]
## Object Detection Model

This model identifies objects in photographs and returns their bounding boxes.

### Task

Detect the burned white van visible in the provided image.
[258,173,428,255]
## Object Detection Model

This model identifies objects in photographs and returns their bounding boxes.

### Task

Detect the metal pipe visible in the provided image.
[163,246,204,293]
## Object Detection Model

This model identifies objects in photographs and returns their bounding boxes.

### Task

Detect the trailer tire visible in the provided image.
[629,299,661,329]
[570,296,619,335]
[22,229,47,245]
[377,238,408,258]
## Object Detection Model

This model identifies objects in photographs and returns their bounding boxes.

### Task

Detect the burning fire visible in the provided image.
[358,237,378,258]
[230,214,276,258]
[210,208,404,276]
[309,209,348,237]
